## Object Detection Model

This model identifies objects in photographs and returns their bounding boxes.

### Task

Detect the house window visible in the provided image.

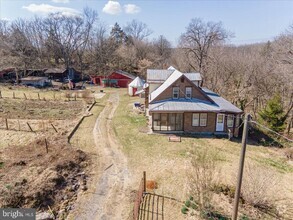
[173,87,179,99]
[192,113,207,127]
[227,115,234,128]
[186,87,192,99]
[200,113,207,126]
[192,113,199,126]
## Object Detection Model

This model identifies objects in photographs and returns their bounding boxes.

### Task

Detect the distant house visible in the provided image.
[21,77,50,87]
[91,70,136,88]
[146,67,243,137]
[44,68,81,82]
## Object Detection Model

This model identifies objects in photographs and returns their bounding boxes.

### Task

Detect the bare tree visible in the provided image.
[179,18,232,76]
[153,35,172,68]
[124,19,152,41]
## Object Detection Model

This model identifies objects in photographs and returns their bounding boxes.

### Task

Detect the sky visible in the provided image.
[0,0,292,46]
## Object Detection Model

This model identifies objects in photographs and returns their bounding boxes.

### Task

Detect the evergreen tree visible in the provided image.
[110,22,128,45]
[259,94,286,132]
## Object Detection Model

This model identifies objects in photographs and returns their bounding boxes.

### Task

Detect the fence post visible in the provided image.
[27,122,34,132]
[51,124,58,133]
[143,171,146,193]
[45,138,48,153]
[38,93,40,100]
[5,118,8,130]
[24,93,27,100]
[13,92,15,99]
[0,91,2,98]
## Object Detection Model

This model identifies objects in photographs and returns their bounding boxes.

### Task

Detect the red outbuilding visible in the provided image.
[91,70,136,88]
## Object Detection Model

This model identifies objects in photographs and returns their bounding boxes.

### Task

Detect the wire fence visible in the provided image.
[0,90,95,102]
[0,118,60,133]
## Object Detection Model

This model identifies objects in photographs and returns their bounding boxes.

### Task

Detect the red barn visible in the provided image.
[91,70,136,87]
[107,70,136,88]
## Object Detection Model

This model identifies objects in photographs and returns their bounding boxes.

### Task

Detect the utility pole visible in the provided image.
[232,114,251,220]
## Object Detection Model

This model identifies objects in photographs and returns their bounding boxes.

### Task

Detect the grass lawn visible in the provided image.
[70,92,109,154]
[113,90,293,219]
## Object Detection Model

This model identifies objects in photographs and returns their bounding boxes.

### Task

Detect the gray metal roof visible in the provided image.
[147,69,202,82]
[184,73,202,81]
[147,69,175,82]
[149,89,242,113]
[149,98,219,112]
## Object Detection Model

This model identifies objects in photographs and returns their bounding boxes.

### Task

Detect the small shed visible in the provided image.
[128,77,145,96]
[21,77,50,87]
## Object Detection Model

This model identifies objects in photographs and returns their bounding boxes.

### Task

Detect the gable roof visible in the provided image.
[149,69,213,104]
[113,70,136,79]
[149,69,183,102]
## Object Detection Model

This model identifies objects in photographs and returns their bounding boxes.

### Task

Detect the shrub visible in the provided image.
[239,163,285,215]
[188,148,220,210]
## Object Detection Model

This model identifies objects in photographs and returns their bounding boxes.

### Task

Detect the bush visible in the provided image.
[188,148,220,210]
[240,163,283,214]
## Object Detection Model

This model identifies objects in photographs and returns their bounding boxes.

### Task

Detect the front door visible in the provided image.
[216,114,225,131]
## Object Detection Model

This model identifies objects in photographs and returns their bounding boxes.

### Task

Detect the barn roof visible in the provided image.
[113,70,136,79]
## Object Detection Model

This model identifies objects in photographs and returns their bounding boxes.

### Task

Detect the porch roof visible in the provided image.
[149,96,242,113]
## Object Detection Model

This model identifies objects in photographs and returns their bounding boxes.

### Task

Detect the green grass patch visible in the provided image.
[255,157,293,173]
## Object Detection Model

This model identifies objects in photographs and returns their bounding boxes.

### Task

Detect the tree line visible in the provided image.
[0,9,292,134]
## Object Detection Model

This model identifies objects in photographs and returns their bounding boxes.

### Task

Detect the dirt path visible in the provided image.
[74,92,132,220]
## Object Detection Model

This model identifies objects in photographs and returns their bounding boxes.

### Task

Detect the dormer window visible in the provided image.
[173,87,179,99]
[186,87,192,99]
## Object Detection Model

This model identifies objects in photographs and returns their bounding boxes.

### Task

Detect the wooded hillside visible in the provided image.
[0,11,292,135]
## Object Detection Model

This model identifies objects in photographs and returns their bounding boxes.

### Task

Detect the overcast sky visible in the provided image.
[0,0,292,46]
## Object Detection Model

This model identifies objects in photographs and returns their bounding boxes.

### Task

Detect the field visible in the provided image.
[113,91,293,219]
[0,85,106,219]
[0,86,292,219]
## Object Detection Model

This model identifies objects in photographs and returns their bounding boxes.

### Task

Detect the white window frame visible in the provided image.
[173,87,179,99]
[186,87,192,99]
[227,115,234,128]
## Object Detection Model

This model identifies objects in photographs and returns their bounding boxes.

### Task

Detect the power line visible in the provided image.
[250,120,293,142]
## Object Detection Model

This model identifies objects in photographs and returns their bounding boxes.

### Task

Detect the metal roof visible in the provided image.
[114,70,136,79]
[149,69,183,102]
[149,89,242,113]
[147,69,202,82]
[184,73,202,81]
[147,69,174,82]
